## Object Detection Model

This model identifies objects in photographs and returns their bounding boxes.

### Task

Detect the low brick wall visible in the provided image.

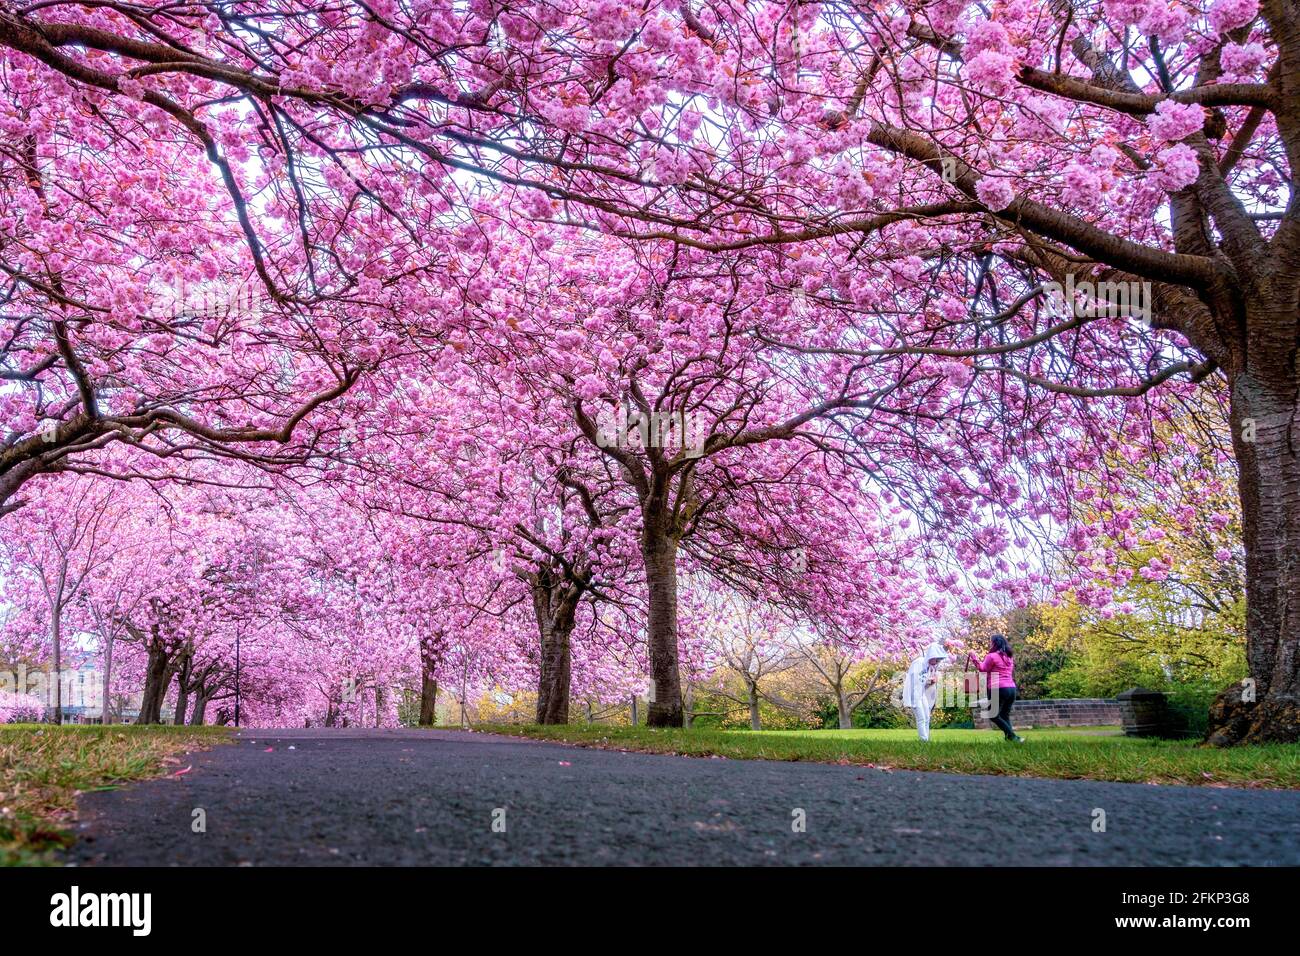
[972,697,1121,729]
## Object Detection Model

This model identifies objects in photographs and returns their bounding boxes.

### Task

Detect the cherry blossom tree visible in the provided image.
[2,0,1293,744]
[0,475,130,721]
[609,0,1290,743]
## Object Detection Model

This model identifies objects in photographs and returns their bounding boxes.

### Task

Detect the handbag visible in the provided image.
[963,654,987,702]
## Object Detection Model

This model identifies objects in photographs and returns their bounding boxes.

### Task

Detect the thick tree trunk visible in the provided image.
[837,687,854,729]
[418,634,444,727]
[189,693,208,726]
[533,574,578,725]
[172,670,189,725]
[138,638,171,725]
[418,675,438,727]
[172,649,192,725]
[534,620,573,724]
[748,682,762,731]
[1207,367,1300,744]
[642,527,684,726]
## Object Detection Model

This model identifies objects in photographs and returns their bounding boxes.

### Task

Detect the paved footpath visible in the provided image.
[66,728,1300,866]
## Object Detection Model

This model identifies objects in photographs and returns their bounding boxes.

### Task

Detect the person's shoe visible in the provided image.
[1010,735,1025,743]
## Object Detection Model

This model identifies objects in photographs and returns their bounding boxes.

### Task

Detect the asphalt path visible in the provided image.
[65,728,1300,866]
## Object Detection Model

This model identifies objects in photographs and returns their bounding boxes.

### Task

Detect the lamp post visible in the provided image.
[234,627,241,728]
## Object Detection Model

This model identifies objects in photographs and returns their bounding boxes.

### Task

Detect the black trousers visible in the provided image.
[990,686,1017,739]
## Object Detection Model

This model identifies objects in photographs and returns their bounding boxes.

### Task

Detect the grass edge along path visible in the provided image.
[476,724,1300,790]
[0,724,230,866]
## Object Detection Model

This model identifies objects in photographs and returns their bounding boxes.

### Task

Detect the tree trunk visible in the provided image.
[189,693,207,726]
[748,681,762,731]
[171,648,193,725]
[51,605,62,725]
[173,687,189,725]
[534,620,573,724]
[418,675,439,727]
[138,636,171,725]
[837,686,854,730]
[1207,366,1300,744]
[101,632,114,726]
[642,526,684,726]
[418,633,444,727]
[683,683,694,729]
[533,574,578,725]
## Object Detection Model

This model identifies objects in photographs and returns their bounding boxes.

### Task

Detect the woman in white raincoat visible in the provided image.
[902,642,950,741]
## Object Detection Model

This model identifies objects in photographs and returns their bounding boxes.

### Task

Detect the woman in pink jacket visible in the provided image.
[971,634,1024,743]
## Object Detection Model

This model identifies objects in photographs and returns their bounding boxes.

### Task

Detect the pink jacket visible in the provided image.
[976,651,1016,691]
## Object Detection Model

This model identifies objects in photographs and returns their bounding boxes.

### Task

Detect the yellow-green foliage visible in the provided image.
[473,687,537,724]
[1044,402,1245,702]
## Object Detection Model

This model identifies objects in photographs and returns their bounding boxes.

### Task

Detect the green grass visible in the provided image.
[478,724,1300,790]
[0,724,230,866]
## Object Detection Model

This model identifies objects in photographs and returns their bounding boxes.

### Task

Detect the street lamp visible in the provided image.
[234,627,241,728]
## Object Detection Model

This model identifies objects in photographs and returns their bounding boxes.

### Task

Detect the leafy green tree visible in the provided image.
[1045,403,1246,721]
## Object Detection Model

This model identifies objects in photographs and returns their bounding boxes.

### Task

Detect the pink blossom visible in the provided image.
[1153,144,1200,190]
[116,76,146,99]
[588,0,635,40]
[1139,3,1189,44]
[1062,162,1103,205]
[965,50,1018,95]
[965,19,1012,57]
[1089,144,1120,168]
[574,375,604,401]
[1208,0,1259,34]
[1221,42,1268,75]
[1148,101,1205,141]
[975,176,1015,210]
[1103,0,1161,27]
[652,148,691,185]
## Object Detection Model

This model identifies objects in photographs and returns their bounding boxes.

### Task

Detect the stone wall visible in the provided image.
[971,697,1121,729]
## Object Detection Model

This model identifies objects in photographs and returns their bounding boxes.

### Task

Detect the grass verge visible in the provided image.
[478,724,1300,789]
[0,724,230,866]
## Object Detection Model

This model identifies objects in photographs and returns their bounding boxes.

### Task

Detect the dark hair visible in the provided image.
[989,633,1013,658]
